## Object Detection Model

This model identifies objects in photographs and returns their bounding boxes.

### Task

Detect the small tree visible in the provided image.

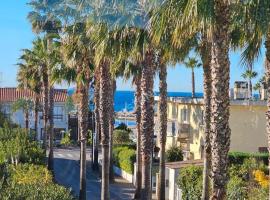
[113,130,131,145]
[11,99,33,130]
[166,146,183,162]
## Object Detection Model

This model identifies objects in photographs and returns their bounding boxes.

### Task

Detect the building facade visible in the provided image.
[0,88,68,142]
[154,92,267,160]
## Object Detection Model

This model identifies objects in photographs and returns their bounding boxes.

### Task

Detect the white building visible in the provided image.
[0,88,68,142]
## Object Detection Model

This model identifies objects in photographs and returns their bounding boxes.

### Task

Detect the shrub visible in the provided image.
[61,131,71,147]
[228,152,268,166]
[113,130,131,145]
[0,163,74,200]
[177,166,203,200]
[166,146,183,162]
[0,128,45,165]
[248,186,268,200]
[115,123,132,132]
[227,176,247,200]
[112,146,136,174]
[118,149,136,174]
[253,170,269,188]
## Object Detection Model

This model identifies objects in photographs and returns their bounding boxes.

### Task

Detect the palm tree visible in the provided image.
[99,60,111,200]
[11,98,34,130]
[60,22,93,200]
[253,82,261,99]
[209,1,231,198]
[93,67,100,171]
[184,57,202,98]
[241,69,258,99]
[17,60,42,137]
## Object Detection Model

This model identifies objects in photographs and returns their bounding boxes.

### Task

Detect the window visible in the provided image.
[172,104,178,119]
[200,110,204,125]
[54,106,64,121]
[181,108,188,123]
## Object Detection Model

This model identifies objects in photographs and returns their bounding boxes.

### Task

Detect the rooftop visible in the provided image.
[0,87,68,103]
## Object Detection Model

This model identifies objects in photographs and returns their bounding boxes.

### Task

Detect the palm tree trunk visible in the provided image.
[264,32,270,200]
[249,79,252,99]
[48,87,54,173]
[109,78,116,182]
[78,82,90,200]
[141,50,155,200]
[100,61,111,200]
[192,68,195,98]
[93,68,100,171]
[134,72,142,200]
[210,1,231,199]
[201,35,212,200]
[34,95,39,140]
[25,111,29,130]
[157,62,167,200]
[42,65,49,153]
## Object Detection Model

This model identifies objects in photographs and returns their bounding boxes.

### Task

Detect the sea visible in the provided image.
[68,88,203,112]
[110,91,203,112]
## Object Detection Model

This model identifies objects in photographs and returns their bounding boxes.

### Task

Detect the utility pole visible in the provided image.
[0,72,3,87]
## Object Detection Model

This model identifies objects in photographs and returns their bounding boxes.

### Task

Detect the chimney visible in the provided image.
[234,81,248,100]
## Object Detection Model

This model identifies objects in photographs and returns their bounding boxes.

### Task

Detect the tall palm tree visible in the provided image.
[11,98,34,130]
[241,69,258,99]
[99,60,111,200]
[209,0,231,198]
[184,57,202,98]
[93,67,100,171]
[17,60,42,137]
[60,22,94,200]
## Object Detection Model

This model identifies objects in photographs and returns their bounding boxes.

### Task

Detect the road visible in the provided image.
[53,147,135,200]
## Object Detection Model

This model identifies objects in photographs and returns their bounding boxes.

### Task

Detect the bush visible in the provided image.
[0,164,74,200]
[115,123,132,132]
[227,176,247,200]
[0,128,45,165]
[113,146,136,174]
[113,130,131,145]
[7,164,53,185]
[166,146,183,162]
[248,186,268,200]
[228,152,268,166]
[61,131,71,147]
[177,166,203,200]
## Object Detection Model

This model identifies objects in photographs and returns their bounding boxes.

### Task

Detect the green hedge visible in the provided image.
[113,146,136,174]
[228,152,268,166]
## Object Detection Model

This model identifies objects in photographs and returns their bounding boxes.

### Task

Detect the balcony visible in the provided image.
[178,123,190,134]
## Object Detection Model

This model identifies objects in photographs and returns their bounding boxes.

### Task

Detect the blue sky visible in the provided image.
[0,1,265,92]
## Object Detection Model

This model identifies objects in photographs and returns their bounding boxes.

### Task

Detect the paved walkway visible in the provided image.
[53,147,135,200]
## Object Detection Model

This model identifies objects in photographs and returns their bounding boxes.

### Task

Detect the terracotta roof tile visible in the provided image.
[0,88,67,103]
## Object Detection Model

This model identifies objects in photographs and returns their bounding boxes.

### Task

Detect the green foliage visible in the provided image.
[65,96,75,113]
[227,176,247,200]
[115,123,132,133]
[113,129,131,144]
[0,128,45,165]
[113,146,136,174]
[7,164,53,185]
[166,146,183,162]
[248,187,268,200]
[87,130,93,146]
[177,166,203,200]
[11,99,33,113]
[228,152,268,166]
[1,183,74,200]
[61,130,71,147]
[1,164,74,200]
